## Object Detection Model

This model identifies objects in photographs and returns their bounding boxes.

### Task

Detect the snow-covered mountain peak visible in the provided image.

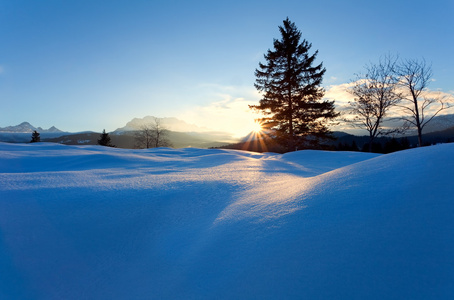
[0,122,62,133]
[114,116,212,133]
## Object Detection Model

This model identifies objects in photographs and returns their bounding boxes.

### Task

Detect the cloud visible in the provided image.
[178,85,263,139]
[325,81,454,114]
[326,80,454,134]
[180,82,363,137]
[179,82,454,139]
[324,82,355,112]
[401,88,454,117]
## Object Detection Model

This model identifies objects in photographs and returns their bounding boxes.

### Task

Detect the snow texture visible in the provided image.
[0,142,453,299]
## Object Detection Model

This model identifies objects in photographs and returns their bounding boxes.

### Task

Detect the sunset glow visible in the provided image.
[252,120,263,133]
[1,1,452,136]
[240,120,269,152]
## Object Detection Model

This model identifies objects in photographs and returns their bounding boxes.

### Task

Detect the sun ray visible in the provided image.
[241,120,269,152]
[252,120,263,133]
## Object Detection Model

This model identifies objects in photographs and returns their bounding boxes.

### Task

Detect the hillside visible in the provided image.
[1,142,453,299]
[2,114,454,150]
[43,130,232,149]
[219,127,454,153]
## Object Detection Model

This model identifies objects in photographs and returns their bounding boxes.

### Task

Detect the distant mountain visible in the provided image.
[0,122,62,133]
[0,118,237,147]
[4,113,452,149]
[43,132,101,146]
[0,122,66,143]
[419,113,454,133]
[111,116,238,147]
[114,116,211,133]
[330,125,454,151]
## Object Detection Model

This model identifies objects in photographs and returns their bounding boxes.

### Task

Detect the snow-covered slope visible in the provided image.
[0,143,453,299]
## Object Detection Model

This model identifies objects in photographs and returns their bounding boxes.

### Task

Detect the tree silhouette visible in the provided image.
[30,130,40,143]
[134,117,172,149]
[396,58,452,147]
[98,129,115,147]
[250,18,338,152]
[347,55,401,152]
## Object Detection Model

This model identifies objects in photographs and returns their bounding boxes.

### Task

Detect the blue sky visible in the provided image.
[1,0,453,136]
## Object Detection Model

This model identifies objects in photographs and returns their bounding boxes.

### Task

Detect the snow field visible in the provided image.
[0,142,453,299]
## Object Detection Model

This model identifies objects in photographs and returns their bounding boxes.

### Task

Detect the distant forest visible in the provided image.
[216,127,454,154]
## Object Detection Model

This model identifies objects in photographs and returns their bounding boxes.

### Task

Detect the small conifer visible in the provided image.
[98,129,115,147]
[30,130,40,143]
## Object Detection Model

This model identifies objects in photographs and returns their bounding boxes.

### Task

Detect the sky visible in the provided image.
[1,0,453,137]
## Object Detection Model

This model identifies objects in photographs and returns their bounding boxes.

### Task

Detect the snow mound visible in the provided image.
[0,142,452,299]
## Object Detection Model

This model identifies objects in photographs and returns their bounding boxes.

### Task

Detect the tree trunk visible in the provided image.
[412,90,423,147]
[417,127,423,147]
[287,84,294,152]
[288,117,294,152]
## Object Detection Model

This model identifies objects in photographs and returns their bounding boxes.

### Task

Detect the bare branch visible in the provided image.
[394,58,452,146]
[345,55,401,151]
[134,118,172,149]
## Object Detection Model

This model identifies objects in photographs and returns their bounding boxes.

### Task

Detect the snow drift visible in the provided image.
[0,142,453,299]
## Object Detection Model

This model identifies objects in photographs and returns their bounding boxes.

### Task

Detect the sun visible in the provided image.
[252,121,263,133]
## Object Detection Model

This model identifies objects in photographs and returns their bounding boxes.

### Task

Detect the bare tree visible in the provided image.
[134,124,154,149]
[151,117,172,148]
[134,117,172,149]
[347,56,401,152]
[396,58,452,147]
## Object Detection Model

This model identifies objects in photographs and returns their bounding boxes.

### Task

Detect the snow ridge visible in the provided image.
[0,142,452,299]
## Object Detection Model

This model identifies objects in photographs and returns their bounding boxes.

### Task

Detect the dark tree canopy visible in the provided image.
[30,130,40,143]
[98,129,115,147]
[250,18,338,151]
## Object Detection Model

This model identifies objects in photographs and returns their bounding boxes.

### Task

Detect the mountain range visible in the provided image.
[0,117,236,147]
[1,114,454,149]
[0,122,62,133]
[113,116,212,133]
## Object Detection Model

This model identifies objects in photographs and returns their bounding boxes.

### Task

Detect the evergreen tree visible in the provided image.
[30,130,40,143]
[98,129,115,147]
[250,18,338,152]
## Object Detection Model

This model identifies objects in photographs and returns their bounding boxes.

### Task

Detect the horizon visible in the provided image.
[3,112,454,143]
[1,1,453,137]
